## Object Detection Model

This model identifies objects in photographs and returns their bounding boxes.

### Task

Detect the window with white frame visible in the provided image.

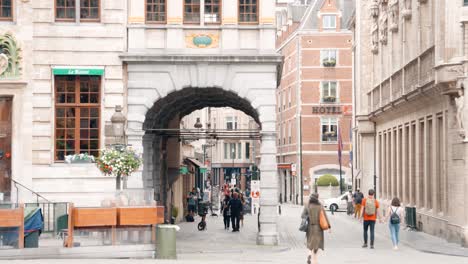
[237,143,242,159]
[224,143,228,159]
[321,50,337,66]
[245,142,250,159]
[321,117,338,142]
[322,15,336,29]
[282,91,286,110]
[288,88,291,107]
[283,123,286,144]
[226,116,237,130]
[230,143,236,159]
[322,81,338,103]
[288,121,292,144]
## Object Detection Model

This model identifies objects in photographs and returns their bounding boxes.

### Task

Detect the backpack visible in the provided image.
[185,214,194,222]
[364,198,376,216]
[390,207,400,224]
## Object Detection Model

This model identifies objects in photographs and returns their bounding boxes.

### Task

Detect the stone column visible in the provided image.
[390,129,395,199]
[126,131,145,189]
[396,128,401,200]
[415,121,422,208]
[356,119,375,196]
[257,132,279,246]
[386,131,390,199]
[431,114,438,213]
[402,126,408,204]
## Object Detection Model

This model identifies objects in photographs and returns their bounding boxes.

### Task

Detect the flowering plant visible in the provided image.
[96,147,142,177]
[65,153,95,163]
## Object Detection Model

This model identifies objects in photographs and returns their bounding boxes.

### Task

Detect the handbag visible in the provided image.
[299,217,309,232]
[319,209,330,230]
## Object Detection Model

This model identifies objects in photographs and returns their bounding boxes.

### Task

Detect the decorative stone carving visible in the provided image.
[0,32,22,78]
[418,0,428,3]
[379,13,388,45]
[402,0,412,20]
[370,0,379,18]
[454,85,466,139]
[389,0,399,32]
[371,24,379,54]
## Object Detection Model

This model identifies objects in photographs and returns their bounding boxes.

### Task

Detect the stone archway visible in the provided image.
[121,55,282,245]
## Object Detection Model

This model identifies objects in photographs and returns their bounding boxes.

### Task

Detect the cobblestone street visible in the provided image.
[8,204,468,264]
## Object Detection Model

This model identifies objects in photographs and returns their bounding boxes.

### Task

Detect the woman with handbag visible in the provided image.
[300,193,330,264]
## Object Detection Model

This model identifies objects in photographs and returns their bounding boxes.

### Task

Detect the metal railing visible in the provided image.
[25,202,69,235]
[11,179,51,204]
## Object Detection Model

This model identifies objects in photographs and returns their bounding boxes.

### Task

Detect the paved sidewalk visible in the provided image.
[335,210,468,257]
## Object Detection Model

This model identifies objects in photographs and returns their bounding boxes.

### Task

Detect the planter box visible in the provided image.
[73,208,117,227]
[118,207,158,226]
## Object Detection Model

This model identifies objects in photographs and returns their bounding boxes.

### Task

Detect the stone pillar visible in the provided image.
[126,131,145,189]
[257,132,279,246]
[390,129,395,199]
[415,121,422,208]
[386,131,390,199]
[402,126,408,204]
[356,119,375,196]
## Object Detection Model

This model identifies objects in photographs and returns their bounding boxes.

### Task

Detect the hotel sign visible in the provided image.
[53,68,104,76]
[312,105,352,115]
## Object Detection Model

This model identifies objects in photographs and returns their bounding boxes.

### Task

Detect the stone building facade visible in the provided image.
[276,0,354,203]
[0,0,281,245]
[352,0,468,246]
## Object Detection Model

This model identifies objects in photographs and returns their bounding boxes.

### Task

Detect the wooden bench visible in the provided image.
[0,204,24,248]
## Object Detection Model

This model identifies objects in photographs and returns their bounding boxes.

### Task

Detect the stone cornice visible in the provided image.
[120,53,283,65]
[0,79,28,88]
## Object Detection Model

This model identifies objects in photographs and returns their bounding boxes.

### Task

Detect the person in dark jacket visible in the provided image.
[229,192,243,232]
[222,194,231,230]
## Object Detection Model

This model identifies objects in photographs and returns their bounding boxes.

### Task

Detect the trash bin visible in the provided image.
[24,230,39,248]
[24,207,43,248]
[156,225,180,259]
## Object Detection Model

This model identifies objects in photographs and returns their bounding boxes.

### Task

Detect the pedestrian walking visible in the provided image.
[229,192,243,232]
[221,194,231,230]
[347,190,354,215]
[301,193,330,264]
[187,188,197,217]
[353,189,364,219]
[240,193,246,227]
[385,197,405,250]
[360,189,381,249]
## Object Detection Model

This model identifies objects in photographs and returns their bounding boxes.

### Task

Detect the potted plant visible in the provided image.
[323,58,336,67]
[323,96,337,103]
[96,146,142,190]
[65,153,95,164]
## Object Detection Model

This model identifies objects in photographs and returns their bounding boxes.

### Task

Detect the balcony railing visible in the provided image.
[369,47,435,113]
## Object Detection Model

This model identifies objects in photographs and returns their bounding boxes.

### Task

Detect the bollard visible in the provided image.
[156,225,180,259]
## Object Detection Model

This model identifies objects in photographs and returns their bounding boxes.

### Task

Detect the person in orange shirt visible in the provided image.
[360,189,382,249]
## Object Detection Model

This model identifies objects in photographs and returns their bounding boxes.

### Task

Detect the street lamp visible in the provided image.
[110,105,126,189]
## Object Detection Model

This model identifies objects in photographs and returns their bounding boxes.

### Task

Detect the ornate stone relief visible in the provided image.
[402,0,412,20]
[371,24,379,54]
[418,0,428,4]
[0,33,22,78]
[389,0,399,32]
[379,7,388,45]
[370,0,379,18]
[454,79,466,139]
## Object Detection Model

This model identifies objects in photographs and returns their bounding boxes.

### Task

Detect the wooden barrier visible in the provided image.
[0,204,24,248]
[65,204,117,248]
[65,204,165,247]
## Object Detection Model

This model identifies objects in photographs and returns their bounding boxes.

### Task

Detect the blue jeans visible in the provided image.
[389,223,400,246]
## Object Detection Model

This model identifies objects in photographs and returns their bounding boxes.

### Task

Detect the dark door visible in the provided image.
[0,97,12,202]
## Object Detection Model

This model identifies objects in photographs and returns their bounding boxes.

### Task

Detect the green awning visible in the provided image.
[53,67,104,76]
[180,166,188,174]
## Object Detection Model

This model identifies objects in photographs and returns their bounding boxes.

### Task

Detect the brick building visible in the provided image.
[276,0,354,203]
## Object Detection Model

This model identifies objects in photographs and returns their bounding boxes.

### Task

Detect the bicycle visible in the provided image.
[197,201,209,231]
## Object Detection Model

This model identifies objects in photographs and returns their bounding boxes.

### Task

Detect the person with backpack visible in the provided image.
[360,189,381,249]
[385,197,405,250]
[353,189,364,219]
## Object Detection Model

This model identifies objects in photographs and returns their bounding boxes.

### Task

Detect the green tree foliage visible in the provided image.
[316,174,339,187]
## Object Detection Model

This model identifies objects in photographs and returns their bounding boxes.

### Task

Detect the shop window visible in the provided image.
[239,0,258,23]
[321,81,338,103]
[146,0,166,23]
[184,0,200,24]
[321,117,338,142]
[0,0,12,20]
[322,15,336,29]
[55,75,100,161]
[55,0,100,22]
[237,143,242,159]
[321,50,337,67]
[205,0,221,23]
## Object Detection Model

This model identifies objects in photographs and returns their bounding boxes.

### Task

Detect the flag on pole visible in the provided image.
[349,119,353,163]
[338,126,343,164]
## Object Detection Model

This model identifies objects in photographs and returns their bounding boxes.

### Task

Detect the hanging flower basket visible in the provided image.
[96,147,142,190]
[65,153,95,164]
